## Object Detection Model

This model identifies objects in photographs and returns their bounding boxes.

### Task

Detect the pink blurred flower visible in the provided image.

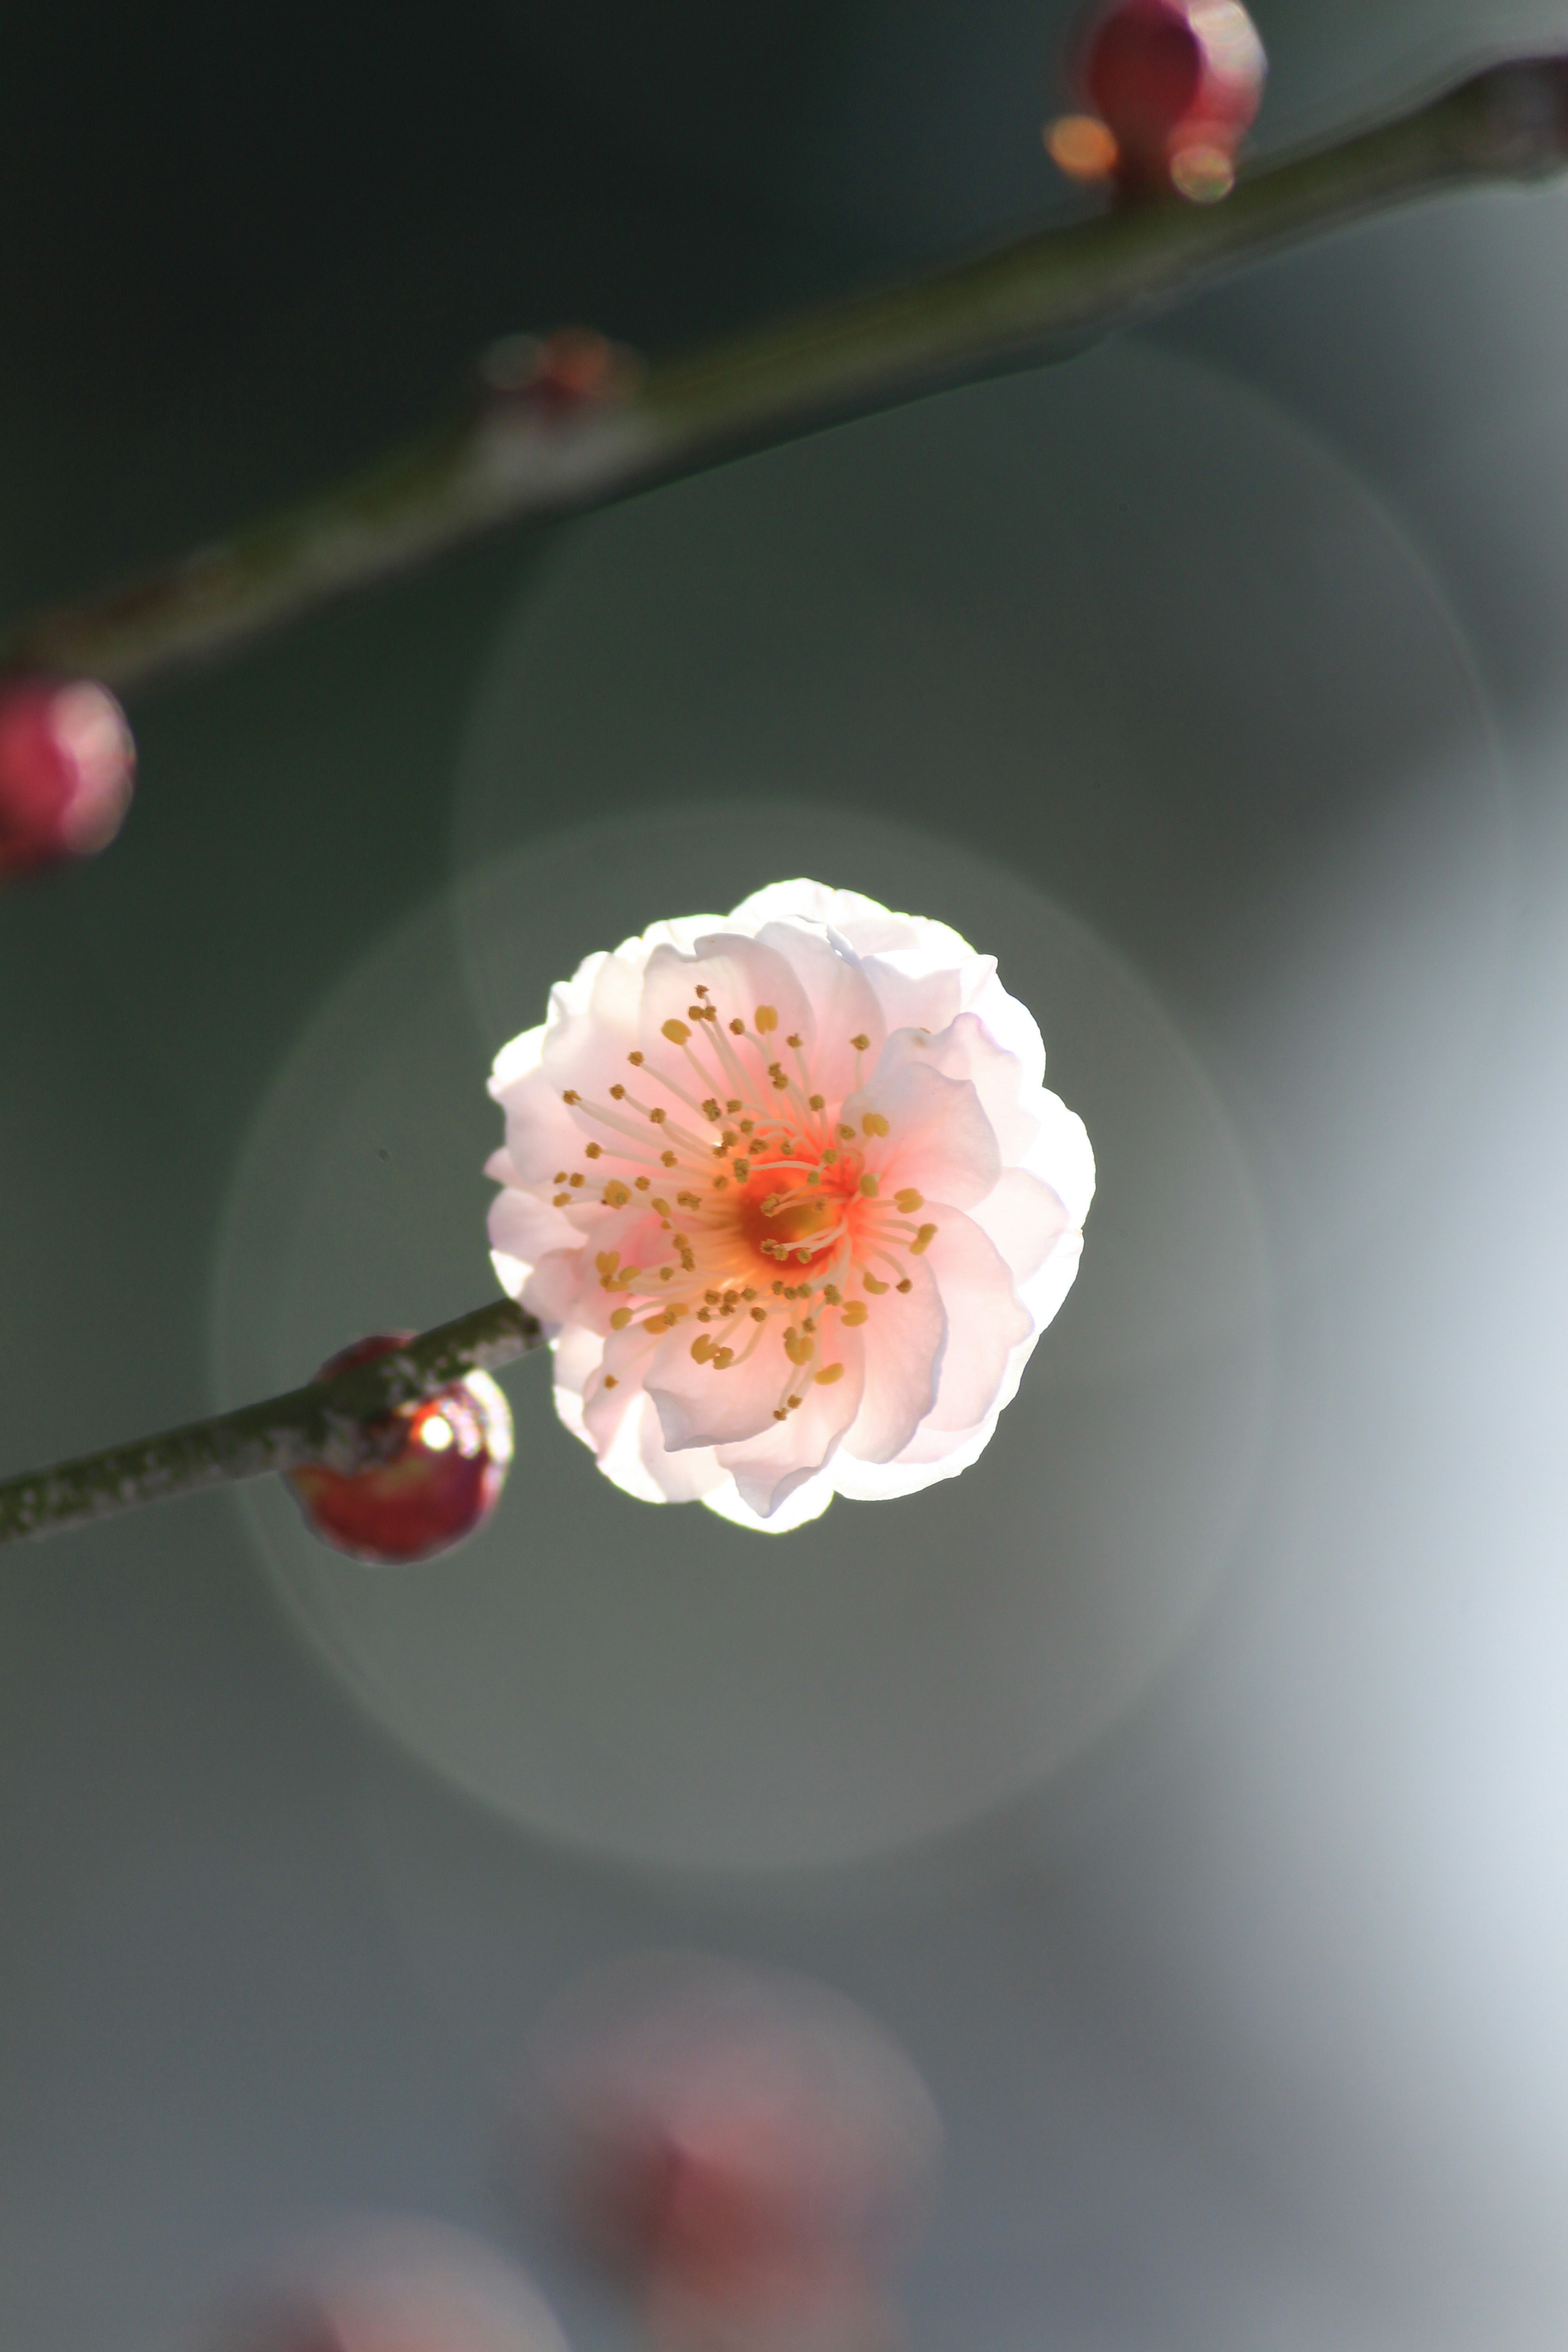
[487,880,1094,1532]
[530,1954,939,2352]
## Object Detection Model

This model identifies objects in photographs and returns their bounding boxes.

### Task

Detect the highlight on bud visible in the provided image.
[524,1954,940,2352]
[1047,0,1265,200]
[486,880,1094,1532]
[286,1331,513,1565]
[0,674,135,880]
[207,2216,570,2352]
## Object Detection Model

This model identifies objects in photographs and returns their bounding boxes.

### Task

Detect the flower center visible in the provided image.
[735,1159,858,1267]
[554,986,940,1417]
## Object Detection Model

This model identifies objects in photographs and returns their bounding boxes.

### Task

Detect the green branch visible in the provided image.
[5,53,1566,695]
[0,1298,545,1549]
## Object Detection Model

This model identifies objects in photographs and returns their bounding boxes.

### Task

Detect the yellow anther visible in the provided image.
[755,1005,779,1033]
[651,1197,670,1215]
[552,1192,571,1206]
[842,1301,869,1327]
[911,1223,937,1254]
[788,1394,803,1410]
[712,1347,735,1370]
[850,1033,871,1051]
[603,1180,631,1207]
[786,1032,803,1049]
[610,1307,634,1330]
[808,1094,825,1111]
[661,1151,678,1167]
[727,1099,742,1114]
[814,1364,845,1385]
[585,1143,603,1159]
[859,1173,880,1198]
[604,1374,619,1389]
[751,1306,767,1321]
[785,1331,814,1365]
[730,1017,745,1034]
[662,1018,691,1045]
[771,1072,789,1091]
[837,1124,856,1141]
[687,1004,704,1021]
[862,1111,889,1137]
[822,1149,837,1166]
[773,1408,788,1422]
[822,1284,841,1305]
[898,1278,913,1292]
[627,1051,644,1066]
[609,1083,626,1100]
[596,1251,620,1275]
[563,1089,580,1105]
[703,1098,722,1120]
[554,1171,568,1184]
[635,1176,651,1190]
[648,1107,667,1125]
[569,1172,585,1187]
[864,1272,889,1294]
[895,1188,923,1214]
[733,1160,751,1180]
[660,1266,673,1281]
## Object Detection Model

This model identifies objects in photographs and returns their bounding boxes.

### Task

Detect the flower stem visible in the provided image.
[5,54,1567,695]
[0,1298,545,1550]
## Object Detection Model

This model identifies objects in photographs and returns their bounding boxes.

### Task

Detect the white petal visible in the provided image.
[841,1256,944,1463]
[969,1167,1070,1286]
[843,1049,1000,1211]
[703,1467,837,1532]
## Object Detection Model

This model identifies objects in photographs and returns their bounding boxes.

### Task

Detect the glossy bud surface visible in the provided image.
[287,1332,513,1565]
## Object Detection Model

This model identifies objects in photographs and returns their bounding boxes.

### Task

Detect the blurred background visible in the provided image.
[8,1,1568,2345]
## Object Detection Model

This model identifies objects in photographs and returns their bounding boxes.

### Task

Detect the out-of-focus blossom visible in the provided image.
[528,1955,940,2352]
[211,2217,570,2352]
[480,327,644,421]
[0,675,134,879]
[487,879,1094,1531]
[1049,0,1265,199]
[287,1331,513,1564]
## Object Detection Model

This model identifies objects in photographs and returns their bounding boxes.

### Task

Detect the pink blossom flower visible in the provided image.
[486,881,1094,1532]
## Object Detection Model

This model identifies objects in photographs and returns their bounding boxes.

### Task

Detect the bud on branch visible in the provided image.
[3,54,1567,695]
[0,1298,544,1548]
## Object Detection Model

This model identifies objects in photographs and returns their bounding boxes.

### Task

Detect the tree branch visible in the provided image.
[5,54,1567,695]
[0,1298,545,1549]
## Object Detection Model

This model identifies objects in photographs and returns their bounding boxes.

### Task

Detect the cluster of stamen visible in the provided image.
[549,984,939,1417]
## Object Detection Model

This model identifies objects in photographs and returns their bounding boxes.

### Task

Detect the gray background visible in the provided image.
[6,3,1568,2345]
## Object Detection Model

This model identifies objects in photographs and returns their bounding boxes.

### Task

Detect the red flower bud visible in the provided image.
[0,675,135,880]
[287,1332,513,1565]
[1051,0,1265,200]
